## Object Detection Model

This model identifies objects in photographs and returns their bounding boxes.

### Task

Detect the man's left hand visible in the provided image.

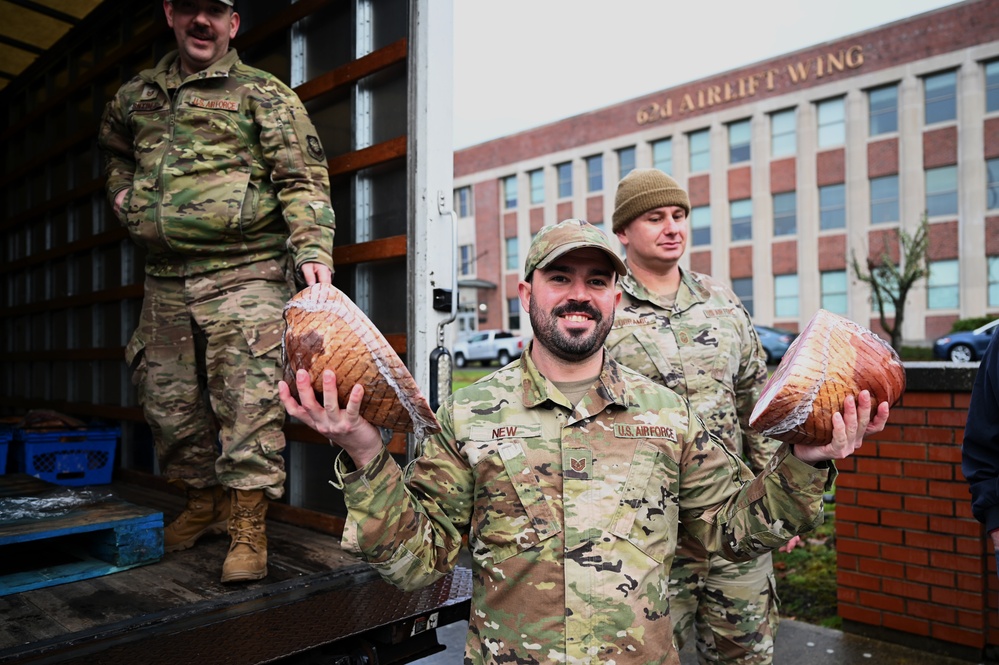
[301,262,332,285]
[793,390,890,464]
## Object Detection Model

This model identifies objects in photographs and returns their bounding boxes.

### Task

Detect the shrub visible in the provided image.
[951,316,998,333]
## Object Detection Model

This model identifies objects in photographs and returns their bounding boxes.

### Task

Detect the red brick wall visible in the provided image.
[772,240,798,274]
[689,174,711,207]
[986,118,999,160]
[587,195,604,224]
[503,211,517,237]
[556,201,573,223]
[923,126,958,168]
[818,235,847,271]
[837,365,995,658]
[869,228,900,263]
[817,148,846,186]
[986,216,999,255]
[474,181,502,331]
[729,246,753,278]
[925,315,960,340]
[690,249,711,274]
[927,221,959,261]
[771,158,796,193]
[728,166,752,201]
[868,139,899,178]
[530,207,545,234]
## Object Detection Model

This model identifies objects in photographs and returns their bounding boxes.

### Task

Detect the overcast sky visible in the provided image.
[452,0,959,149]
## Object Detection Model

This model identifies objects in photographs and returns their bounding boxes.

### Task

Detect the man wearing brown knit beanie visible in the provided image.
[604,169,888,665]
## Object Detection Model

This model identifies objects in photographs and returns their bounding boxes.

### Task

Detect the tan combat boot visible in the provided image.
[220,489,269,583]
[164,482,231,553]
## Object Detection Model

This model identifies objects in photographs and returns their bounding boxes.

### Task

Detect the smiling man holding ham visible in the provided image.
[281,218,877,665]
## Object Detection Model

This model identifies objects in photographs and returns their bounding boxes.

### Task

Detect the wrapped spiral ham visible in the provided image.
[749,309,905,447]
[282,284,441,440]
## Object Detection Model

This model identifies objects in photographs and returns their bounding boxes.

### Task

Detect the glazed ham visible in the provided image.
[749,309,905,446]
[282,284,441,439]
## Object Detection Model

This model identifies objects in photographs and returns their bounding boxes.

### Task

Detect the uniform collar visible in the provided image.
[145,48,241,88]
[519,343,632,415]
[620,265,711,313]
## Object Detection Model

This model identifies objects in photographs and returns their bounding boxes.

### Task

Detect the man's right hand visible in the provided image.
[279,368,383,468]
[113,188,129,215]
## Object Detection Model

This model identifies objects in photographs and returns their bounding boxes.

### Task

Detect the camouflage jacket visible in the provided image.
[98,49,335,277]
[334,349,834,664]
[605,268,778,474]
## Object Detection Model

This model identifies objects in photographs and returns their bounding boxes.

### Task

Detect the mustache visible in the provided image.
[552,302,601,320]
[187,29,215,40]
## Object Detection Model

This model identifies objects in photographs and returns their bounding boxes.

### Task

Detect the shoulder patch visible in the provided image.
[306,135,325,161]
[614,423,677,441]
[469,424,542,441]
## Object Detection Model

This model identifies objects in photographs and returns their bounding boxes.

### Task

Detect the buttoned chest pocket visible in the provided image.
[608,442,680,564]
[606,325,680,391]
[470,439,561,565]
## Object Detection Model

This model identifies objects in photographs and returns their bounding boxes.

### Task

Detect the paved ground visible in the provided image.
[413,617,982,664]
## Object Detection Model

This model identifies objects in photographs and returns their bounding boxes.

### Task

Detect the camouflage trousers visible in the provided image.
[670,531,780,664]
[126,260,293,499]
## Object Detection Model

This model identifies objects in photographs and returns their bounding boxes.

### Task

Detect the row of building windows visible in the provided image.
[458,60,999,215]
[487,257,999,331]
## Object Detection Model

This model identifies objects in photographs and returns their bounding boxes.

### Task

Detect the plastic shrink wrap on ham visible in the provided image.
[749,309,905,447]
[282,284,441,440]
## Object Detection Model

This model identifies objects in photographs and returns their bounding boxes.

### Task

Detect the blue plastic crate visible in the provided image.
[0,427,11,475]
[13,427,119,486]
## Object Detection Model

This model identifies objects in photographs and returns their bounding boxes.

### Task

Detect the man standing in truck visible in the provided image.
[280,219,885,664]
[98,0,335,583]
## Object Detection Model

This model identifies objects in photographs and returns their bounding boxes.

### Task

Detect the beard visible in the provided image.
[529,296,613,363]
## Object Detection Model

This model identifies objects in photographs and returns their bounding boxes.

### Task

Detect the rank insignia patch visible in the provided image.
[307,135,325,161]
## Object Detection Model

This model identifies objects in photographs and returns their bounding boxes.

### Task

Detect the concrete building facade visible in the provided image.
[453,0,999,345]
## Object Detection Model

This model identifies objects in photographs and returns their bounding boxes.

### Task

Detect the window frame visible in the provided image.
[586,154,603,193]
[529,169,544,206]
[728,119,751,165]
[816,97,846,148]
[774,273,799,318]
[730,198,752,242]
[925,165,958,217]
[927,258,960,310]
[652,138,672,174]
[556,162,572,199]
[773,191,797,236]
[820,269,849,314]
[924,70,957,125]
[505,236,519,271]
[690,205,711,246]
[870,174,900,224]
[819,183,846,231]
[617,146,636,180]
[771,108,796,158]
[688,128,711,173]
[868,83,898,136]
[502,175,518,209]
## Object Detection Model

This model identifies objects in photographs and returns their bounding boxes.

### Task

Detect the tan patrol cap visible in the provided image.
[524,219,627,280]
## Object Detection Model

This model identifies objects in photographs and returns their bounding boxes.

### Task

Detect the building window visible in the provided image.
[730,198,752,242]
[459,244,474,276]
[556,162,572,199]
[927,259,959,309]
[771,108,796,158]
[502,175,517,209]
[454,186,473,217]
[870,175,899,224]
[529,169,544,205]
[690,205,711,246]
[926,165,958,217]
[987,157,999,210]
[773,191,797,236]
[817,97,845,148]
[505,236,518,271]
[868,84,898,136]
[821,270,848,314]
[924,70,957,124]
[732,277,754,316]
[987,60,999,113]
[819,183,846,230]
[774,274,799,318]
[586,154,603,193]
[728,119,751,164]
[618,146,636,180]
[652,138,672,174]
[689,129,710,172]
[989,256,999,307]
[507,297,521,330]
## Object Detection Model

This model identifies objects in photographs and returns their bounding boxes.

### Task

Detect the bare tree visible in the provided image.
[850,214,931,352]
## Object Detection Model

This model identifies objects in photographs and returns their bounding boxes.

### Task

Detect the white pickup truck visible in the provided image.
[453,330,527,368]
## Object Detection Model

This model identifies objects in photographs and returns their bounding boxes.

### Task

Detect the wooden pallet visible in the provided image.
[0,474,163,596]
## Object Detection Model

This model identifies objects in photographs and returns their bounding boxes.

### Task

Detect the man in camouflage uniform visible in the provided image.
[280,219,882,665]
[604,169,889,664]
[98,0,335,583]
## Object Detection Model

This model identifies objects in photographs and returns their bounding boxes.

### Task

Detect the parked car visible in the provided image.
[932,318,999,362]
[453,330,527,368]
[754,324,798,364]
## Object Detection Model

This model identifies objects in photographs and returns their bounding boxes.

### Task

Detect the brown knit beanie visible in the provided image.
[612,169,690,233]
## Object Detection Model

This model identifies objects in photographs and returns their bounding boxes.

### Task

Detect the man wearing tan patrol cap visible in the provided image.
[604,170,890,664]
[98,0,335,584]
[280,218,879,665]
